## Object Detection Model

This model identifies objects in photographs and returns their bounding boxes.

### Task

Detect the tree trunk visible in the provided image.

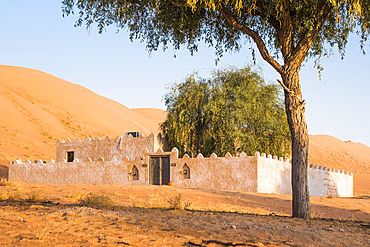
[282,68,310,219]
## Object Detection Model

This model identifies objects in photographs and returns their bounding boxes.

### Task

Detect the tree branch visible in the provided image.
[217,4,283,75]
[277,79,293,95]
[289,2,333,67]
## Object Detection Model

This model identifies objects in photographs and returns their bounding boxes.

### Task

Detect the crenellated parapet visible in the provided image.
[9,141,353,197]
[309,164,353,176]
[56,132,166,163]
[9,155,148,186]
[308,164,353,197]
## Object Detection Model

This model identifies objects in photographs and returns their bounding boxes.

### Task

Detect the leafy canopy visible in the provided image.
[62,0,370,68]
[161,66,291,158]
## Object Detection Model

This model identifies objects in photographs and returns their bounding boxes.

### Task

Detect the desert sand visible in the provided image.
[0,65,369,246]
[0,182,369,246]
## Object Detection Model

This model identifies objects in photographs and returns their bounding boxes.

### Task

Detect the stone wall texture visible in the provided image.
[56,132,165,162]
[169,150,258,192]
[9,138,353,197]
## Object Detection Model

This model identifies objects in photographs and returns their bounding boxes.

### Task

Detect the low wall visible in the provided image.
[256,153,292,194]
[9,158,147,186]
[308,165,353,197]
[56,132,165,163]
[169,148,258,192]
[9,148,353,197]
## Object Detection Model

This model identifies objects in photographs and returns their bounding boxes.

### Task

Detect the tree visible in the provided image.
[62,0,370,218]
[162,66,291,158]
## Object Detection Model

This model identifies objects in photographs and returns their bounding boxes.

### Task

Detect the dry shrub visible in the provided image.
[66,190,86,200]
[0,178,23,187]
[0,189,22,200]
[132,193,192,210]
[0,178,9,186]
[79,192,115,208]
[168,194,182,210]
[28,189,44,202]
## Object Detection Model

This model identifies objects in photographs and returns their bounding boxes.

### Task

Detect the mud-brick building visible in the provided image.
[9,132,353,197]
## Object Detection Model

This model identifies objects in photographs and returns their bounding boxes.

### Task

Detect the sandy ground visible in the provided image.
[0,183,369,246]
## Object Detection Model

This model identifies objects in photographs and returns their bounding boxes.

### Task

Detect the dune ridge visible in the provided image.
[0,65,162,162]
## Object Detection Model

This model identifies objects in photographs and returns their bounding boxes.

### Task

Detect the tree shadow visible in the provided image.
[183,187,370,222]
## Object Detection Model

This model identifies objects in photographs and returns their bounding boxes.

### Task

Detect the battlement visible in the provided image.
[309,164,353,176]
[56,132,166,163]
[9,138,353,197]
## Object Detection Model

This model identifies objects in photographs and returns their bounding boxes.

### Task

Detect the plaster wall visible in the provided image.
[56,132,164,162]
[169,148,258,192]
[256,153,292,194]
[9,143,353,197]
[308,165,353,197]
[9,158,147,186]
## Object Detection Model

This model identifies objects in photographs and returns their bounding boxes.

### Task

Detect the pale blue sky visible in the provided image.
[1,1,369,147]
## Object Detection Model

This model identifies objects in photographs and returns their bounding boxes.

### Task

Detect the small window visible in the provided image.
[67,151,74,162]
[181,164,190,179]
[130,165,139,180]
[125,132,139,138]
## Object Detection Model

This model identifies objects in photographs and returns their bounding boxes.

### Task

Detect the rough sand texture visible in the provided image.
[0,183,369,246]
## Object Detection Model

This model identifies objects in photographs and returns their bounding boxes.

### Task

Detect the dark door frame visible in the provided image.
[149,155,170,185]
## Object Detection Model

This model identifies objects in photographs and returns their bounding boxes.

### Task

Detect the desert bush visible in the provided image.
[0,178,24,188]
[28,189,43,202]
[0,178,9,186]
[65,190,86,200]
[0,189,22,200]
[168,194,192,210]
[168,194,182,210]
[79,192,115,208]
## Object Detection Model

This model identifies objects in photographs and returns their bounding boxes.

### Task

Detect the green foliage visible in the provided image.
[62,0,370,66]
[162,66,291,157]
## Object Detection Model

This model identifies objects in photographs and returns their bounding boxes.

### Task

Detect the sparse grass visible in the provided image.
[168,194,182,210]
[130,193,192,210]
[0,177,9,186]
[0,188,22,200]
[28,189,43,202]
[65,190,86,200]
[0,178,24,188]
[79,192,115,208]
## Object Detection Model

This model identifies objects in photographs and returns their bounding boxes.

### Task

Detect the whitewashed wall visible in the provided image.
[9,145,353,197]
[9,158,147,186]
[256,152,292,194]
[308,165,353,197]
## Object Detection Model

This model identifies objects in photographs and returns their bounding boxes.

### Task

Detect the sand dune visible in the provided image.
[0,65,369,194]
[309,135,370,193]
[0,65,162,162]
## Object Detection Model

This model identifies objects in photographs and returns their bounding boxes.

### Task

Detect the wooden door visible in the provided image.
[149,156,170,185]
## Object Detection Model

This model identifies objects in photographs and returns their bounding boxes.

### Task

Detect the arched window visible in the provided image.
[130,165,139,181]
[181,164,190,179]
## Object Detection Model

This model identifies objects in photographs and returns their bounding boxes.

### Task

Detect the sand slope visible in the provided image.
[309,135,370,193]
[0,65,162,162]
